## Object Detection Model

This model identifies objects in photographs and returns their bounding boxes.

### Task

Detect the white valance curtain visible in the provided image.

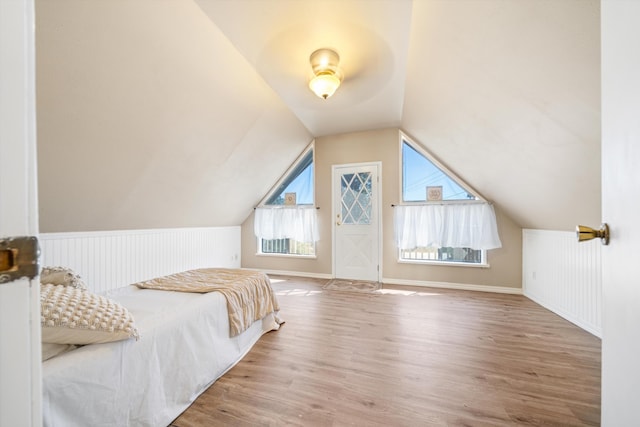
[254,207,319,243]
[394,203,502,250]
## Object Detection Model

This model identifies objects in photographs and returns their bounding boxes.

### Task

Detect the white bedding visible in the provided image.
[42,285,281,427]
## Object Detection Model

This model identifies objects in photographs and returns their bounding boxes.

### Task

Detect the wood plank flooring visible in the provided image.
[170,276,601,426]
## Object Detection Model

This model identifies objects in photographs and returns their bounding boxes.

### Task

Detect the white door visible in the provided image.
[332,163,380,282]
[601,3,640,425]
[0,0,41,426]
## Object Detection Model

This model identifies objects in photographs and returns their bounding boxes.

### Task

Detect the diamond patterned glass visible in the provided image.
[341,172,372,225]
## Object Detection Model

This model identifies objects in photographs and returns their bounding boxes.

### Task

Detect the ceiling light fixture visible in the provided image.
[308,48,342,100]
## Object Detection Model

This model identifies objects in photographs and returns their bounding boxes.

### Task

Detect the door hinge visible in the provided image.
[0,236,39,284]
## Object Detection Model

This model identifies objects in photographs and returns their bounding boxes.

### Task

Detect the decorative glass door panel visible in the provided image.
[340,172,372,225]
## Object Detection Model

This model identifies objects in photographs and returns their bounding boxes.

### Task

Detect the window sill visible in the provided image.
[256,253,317,260]
[398,259,490,268]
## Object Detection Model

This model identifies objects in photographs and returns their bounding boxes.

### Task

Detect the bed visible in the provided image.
[41,268,282,427]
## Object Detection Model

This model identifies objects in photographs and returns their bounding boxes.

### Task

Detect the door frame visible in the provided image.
[331,161,382,282]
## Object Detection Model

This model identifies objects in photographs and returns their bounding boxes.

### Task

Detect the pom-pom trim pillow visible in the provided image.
[40,266,87,290]
[41,284,139,345]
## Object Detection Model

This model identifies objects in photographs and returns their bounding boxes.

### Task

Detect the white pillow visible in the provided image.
[42,343,77,361]
[41,284,139,345]
[40,266,87,290]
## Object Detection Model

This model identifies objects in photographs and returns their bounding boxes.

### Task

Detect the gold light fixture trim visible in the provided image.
[308,48,342,99]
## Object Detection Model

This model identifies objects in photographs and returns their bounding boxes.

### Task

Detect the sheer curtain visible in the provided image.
[394,203,502,250]
[254,207,319,243]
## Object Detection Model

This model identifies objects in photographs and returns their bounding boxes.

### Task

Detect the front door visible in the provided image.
[332,163,380,282]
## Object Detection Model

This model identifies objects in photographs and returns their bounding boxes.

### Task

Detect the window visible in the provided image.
[399,246,484,264]
[264,148,314,206]
[399,137,487,265]
[257,145,316,257]
[402,141,477,202]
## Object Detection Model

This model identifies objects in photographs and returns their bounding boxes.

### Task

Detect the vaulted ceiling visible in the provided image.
[35,0,600,232]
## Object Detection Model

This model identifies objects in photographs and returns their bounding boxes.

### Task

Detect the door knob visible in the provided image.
[0,236,39,284]
[576,223,609,245]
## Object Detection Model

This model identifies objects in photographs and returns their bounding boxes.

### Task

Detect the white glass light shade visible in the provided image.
[310,48,340,75]
[308,48,342,99]
[309,73,341,99]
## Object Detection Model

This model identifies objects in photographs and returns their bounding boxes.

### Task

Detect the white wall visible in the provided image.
[522,229,601,337]
[40,226,241,293]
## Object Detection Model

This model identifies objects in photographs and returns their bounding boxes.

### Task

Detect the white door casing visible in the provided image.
[601,3,640,425]
[332,163,381,282]
[0,0,41,426]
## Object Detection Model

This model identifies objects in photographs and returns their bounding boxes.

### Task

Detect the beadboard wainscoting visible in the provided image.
[522,229,602,337]
[40,227,241,294]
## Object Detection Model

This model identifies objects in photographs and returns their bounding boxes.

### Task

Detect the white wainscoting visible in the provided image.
[522,229,602,337]
[40,227,241,294]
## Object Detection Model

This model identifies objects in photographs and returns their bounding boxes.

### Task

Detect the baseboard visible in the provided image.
[525,291,602,338]
[382,277,522,295]
[251,269,522,294]
[249,268,333,280]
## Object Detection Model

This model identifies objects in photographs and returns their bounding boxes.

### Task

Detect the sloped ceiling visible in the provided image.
[36,0,312,231]
[402,0,601,230]
[195,0,413,137]
[35,0,600,232]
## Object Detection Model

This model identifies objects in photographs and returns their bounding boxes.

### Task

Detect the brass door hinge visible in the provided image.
[0,236,39,284]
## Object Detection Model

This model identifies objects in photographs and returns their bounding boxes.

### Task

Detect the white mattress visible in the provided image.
[42,285,280,427]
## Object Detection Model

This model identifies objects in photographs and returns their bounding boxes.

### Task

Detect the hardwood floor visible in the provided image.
[171,276,601,426]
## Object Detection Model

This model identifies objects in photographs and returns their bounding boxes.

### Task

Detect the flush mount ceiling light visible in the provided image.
[308,48,343,100]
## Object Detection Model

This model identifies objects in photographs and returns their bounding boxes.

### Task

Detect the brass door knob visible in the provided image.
[576,223,609,245]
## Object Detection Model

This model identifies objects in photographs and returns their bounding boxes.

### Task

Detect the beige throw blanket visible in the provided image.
[135,268,281,337]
